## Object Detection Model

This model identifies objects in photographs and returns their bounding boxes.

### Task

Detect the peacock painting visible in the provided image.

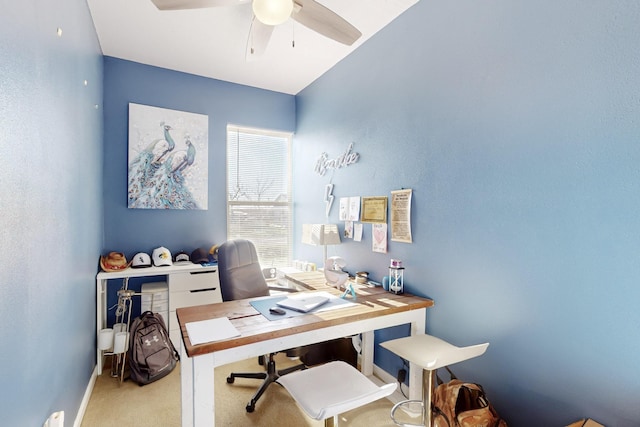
[127,103,208,209]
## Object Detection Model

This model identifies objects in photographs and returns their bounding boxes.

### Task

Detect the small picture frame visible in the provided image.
[361,196,388,223]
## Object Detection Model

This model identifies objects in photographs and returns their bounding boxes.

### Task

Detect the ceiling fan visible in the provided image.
[150,0,362,59]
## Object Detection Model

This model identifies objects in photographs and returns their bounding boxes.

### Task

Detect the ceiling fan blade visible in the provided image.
[291,0,361,46]
[245,16,274,60]
[150,0,248,11]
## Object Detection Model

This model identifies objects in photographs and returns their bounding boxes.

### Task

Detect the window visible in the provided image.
[226,125,292,268]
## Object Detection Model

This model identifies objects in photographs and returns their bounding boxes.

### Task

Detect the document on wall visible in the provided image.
[372,223,388,253]
[344,221,353,239]
[185,317,240,345]
[354,223,363,242]
[391,189,413,243]
[339,196,361,221]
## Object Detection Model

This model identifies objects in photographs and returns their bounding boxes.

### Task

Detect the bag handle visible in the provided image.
[436,365,458,385]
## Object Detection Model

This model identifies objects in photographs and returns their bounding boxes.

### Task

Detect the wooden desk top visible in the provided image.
[177,272,434,358]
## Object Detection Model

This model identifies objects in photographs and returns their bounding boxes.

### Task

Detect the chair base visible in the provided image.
[226,353,306,412]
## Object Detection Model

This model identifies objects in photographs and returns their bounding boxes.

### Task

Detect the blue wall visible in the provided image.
[101,57,296,324]
[102,57,296,256]
[294,1,640,426]
[0,0,103,425]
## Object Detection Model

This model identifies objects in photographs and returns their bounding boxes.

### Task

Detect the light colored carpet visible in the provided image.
[82,354,407,426]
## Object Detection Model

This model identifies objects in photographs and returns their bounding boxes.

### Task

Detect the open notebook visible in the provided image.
[276,294,330,313]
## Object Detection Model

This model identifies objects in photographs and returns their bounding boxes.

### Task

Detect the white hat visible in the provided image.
[131,252,152,268]
[152,246,173,267]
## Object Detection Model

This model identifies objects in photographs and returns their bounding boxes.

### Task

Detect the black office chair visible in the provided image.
[217,239,307,413]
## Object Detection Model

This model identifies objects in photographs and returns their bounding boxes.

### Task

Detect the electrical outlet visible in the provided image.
[397,368,407,383]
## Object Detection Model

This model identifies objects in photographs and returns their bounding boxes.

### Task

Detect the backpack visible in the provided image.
[432,367,507,427]
[128,311,179,385]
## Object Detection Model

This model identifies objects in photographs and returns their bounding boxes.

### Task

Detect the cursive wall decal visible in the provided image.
[314,142,360,176]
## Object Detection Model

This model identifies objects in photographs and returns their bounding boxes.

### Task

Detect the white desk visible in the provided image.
[176,275,433,427]
[95,263,220,375]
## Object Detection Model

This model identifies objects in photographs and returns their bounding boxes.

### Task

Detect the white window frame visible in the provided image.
[226,124,293,269]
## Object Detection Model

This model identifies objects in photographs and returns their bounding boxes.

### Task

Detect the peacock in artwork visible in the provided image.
[172,138,196,175]
[153,123,176,164]
[128,124,199,209]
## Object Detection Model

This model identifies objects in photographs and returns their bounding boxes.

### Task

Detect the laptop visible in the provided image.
[276,294,330,313]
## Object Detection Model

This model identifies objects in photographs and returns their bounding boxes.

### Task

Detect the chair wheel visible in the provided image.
[258,355,265,365]
[226,376,235,384]
[246,403,255,413]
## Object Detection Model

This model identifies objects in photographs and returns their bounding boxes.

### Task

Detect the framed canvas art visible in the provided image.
[127,103,208,209]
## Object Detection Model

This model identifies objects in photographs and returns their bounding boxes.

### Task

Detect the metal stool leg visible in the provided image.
[390,368,435,427]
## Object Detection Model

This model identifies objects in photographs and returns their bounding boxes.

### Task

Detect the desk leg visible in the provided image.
[180,342,193,427]
[408,308,426,403]
[181,344,215,427]
[360,331,374,376]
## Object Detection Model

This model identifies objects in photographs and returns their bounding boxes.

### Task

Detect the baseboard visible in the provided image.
[73,366,97,427]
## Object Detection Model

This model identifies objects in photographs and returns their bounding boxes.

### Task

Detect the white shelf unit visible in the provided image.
[96,263,222,374]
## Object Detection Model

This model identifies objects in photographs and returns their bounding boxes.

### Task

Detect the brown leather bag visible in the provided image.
[432,367,507,427]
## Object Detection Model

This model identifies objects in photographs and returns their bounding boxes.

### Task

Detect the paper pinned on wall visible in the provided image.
[339,196,361,221]
[354,223,363,242]
[372,223,387,253]
[344,221,353,239]
[391,189,412,243]
[185,317,240,345]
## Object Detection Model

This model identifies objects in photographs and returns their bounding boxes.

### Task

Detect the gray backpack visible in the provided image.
[128,311,179,385]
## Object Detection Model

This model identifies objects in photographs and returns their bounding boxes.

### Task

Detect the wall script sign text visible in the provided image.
[314,142,360,176]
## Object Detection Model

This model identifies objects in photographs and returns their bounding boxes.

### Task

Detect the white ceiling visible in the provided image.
[87,0,418,95]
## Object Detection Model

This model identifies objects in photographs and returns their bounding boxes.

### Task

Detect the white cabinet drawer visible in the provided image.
[170,288,220,310]
[141,299,169,314]
[165,267,222,349]
[169,269,219,292]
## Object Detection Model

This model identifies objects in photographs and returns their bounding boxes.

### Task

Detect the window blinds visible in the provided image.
[226,125,293,268]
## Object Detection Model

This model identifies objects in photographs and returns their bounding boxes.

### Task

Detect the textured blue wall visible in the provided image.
[102,57,296,255]
[294,1,640,426]
[0,1,103,425]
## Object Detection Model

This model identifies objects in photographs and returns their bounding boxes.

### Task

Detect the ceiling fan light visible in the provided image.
[252,0,293,26]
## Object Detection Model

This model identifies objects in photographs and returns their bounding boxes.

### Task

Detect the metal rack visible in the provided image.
[105,278,142,384]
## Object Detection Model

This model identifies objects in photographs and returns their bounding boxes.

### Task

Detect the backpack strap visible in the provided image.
[436,365,458,385]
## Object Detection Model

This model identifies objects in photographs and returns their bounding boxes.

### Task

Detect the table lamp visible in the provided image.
[302,223,341,262]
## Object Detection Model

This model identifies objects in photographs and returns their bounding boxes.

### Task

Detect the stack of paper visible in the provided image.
[185,317,240,345]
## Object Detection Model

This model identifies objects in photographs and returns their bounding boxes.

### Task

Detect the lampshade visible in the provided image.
[302,224,341,262]
[302,224,341,246]
[252,0,293,26]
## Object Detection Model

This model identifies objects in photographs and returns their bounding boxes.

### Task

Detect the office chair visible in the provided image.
[217,239,307,413]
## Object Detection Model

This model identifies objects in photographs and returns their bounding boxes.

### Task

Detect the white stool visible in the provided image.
[277,360,397,427]
[380,334,489,427]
